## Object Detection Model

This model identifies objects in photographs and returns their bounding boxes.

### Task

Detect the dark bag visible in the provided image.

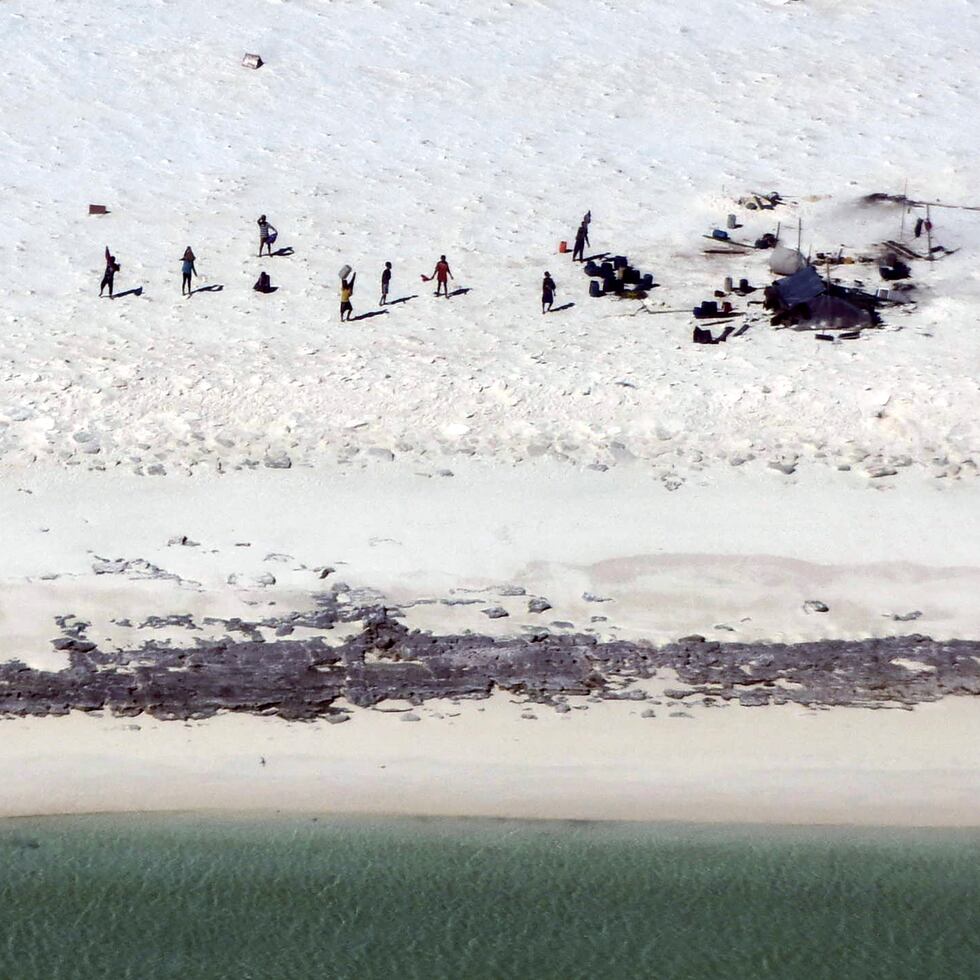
[254,271,272,293]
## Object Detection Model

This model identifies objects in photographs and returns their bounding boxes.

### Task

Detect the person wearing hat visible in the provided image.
[541,271,556,313]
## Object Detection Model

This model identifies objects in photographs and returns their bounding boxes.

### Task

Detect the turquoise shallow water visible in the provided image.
[0,814,977,980]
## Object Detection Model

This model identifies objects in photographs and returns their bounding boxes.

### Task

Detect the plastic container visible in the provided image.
[727,214,737,230]
[640,273,654,289]
[338,264,352,280]
[711,229,729,241]
[589,280,602,298]
[724,276,733,292]
[559,241,568,253]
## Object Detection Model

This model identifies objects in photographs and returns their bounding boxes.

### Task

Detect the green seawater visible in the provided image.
[0,815,976,979]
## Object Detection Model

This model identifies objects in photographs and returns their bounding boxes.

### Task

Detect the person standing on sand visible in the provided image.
[100,246,120,298]
[340,272,356,321]
[257,215,273,257]
[572,220,589,262]
[541,271,556,313]
[431,255,453,297]
[380,262,392,305]
[181,247,197,296]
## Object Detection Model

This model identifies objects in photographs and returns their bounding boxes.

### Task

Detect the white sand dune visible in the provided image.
[0,0,978,478]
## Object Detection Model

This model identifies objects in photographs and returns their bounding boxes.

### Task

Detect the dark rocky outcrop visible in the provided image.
[1,593,977,721]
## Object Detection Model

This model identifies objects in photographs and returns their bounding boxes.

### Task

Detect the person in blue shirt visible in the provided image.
[181,247,197,296]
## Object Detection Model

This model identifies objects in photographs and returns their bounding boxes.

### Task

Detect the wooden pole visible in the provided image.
[900,179,908,240]
[926,204,934,262]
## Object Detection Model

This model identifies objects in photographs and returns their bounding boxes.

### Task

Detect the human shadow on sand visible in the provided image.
[550,302,575,313]
[350,310,389,321]
[111,286,143,299]
[271,246,294,257]
[193,284,225,293]
[386,295,418,305]
[447,287,471,297]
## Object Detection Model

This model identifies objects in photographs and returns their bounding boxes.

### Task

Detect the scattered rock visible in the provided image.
[482,606,510,619]
[867,466,898,479]
[316,566,336,579]
[228,572,276,588]
[550,620,574,629]
[553,702,571,714]
[590,615,607,623]
[527,597,552,614]
[146,464,166,476]
[400,712,421,722]
[669,711,693,719]
[498,585,526,597]
[325,713,350,724]
[587,463,609,472]
[582,592,611,603]
[641,708,656,719]
[521,711,537,720]
[803,600,829,614]
[275,624,295,637]
[366,448,395,462]
[889,610,923,622]
[263,452,292,470]
[167,535,199,547]
[678,634,706,643]
[664,688,694,700]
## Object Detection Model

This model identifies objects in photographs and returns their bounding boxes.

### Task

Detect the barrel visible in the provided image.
[640,273,654,289]
[727,214,737,229]
[724,276,733,292]
[589,280,602,298]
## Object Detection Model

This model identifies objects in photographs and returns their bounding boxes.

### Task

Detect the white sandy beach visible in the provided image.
[2,694,977,827]
[1,0,979,826]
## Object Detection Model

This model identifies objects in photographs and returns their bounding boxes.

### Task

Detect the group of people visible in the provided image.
[99,210,590,316]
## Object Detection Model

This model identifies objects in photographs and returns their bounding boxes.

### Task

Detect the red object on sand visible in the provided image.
[558,240,568,253]
[421,274,432,282]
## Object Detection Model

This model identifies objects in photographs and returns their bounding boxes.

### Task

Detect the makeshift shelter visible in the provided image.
[767,265,873,330]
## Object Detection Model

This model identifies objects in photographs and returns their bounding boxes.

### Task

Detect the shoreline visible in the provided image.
[1,696,977,827]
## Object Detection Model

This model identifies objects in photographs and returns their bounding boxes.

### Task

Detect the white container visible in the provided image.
[338,264,352,280]
[242,53,263,69]
[876,288,890,300]
[727,214,737,229]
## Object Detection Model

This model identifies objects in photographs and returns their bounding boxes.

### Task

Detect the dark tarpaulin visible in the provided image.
[774,266,825,307]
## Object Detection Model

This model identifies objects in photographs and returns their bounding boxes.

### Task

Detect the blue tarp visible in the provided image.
[774,266,825,307]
